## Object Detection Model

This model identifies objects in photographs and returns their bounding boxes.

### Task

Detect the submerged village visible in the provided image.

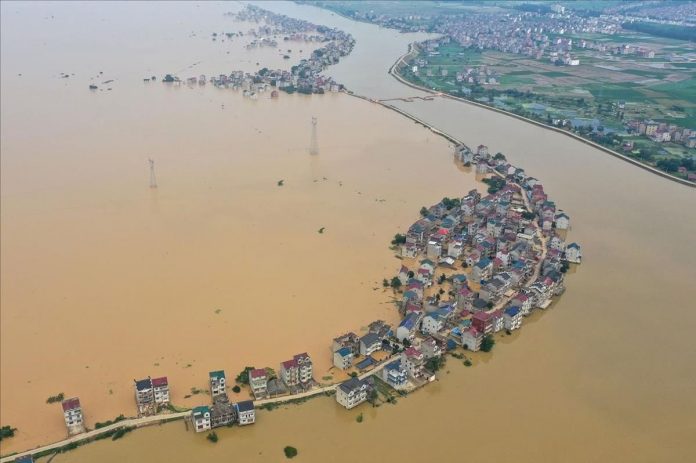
[3,6,583,463]
[7,139,582,461]
[148,5,355,97]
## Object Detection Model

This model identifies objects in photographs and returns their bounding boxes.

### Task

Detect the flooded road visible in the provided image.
[1,1,695,462]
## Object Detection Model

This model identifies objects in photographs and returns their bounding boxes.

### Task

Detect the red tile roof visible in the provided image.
[250,368,267,379]
[151,376,168,387]
[61,397,81,412]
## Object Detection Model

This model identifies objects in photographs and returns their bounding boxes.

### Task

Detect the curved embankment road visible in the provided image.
[387,43,695,189]
[0,361,393,463]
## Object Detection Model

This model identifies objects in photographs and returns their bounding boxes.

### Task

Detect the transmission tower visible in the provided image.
[309,116,318,155]
[148,158,158,188]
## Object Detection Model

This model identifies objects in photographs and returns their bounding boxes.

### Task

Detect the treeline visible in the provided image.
[622,22,696,42]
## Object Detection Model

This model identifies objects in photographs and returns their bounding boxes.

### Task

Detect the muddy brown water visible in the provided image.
[1,2,694,462]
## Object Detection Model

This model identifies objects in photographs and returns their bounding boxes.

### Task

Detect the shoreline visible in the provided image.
[387,43,695,189]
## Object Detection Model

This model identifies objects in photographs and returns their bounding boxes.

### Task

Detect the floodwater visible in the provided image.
[2,1,695,462]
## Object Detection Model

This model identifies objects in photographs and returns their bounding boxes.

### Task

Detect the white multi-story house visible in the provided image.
[555,213,570,230]
[401,347,425,379]
[421,313,445,335]
[235,400,255,425]
[134,377,155,416]
[295,353,313,385]
[192,406,211,432]
[461,328,483,352]
[565,243,582,264]
[152,377,170,406]
[382,360,408,388]
[335,377,369,409]
[62,397,85,435]
[333,347,353,370]
[281,353,313,388]
[359,333,381,356]
[504,307,523,331]
[209,370,226,397]
[249,369,268,398]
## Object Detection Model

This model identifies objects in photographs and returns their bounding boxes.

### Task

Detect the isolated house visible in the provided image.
[62,397,85,435]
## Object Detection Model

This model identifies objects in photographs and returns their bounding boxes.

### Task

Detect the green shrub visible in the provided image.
[284,446,298,458]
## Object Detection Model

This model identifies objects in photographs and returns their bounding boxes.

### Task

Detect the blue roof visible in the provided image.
[399,313,419,330]
[235,400,254,412]
[192,405,209,416]
[336,347,352,357]
[476,258,492,268]
[385,360,402,371]
[505,306,521,317]
[209,370,225,380]
[356,356,375,370]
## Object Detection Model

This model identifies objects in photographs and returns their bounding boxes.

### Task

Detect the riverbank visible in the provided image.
[388,43,695,189]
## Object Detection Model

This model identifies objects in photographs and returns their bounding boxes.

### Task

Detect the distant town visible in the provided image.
[148,5,354,98]
[312,0,696,183]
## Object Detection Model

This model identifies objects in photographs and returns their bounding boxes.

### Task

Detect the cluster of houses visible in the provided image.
[205,5,352,96]
[394,144,581,352]
[328,143,583,411]
[133,376,170,416]
[160,5,353,96]
[626,119,696,149]
[190,370,255,433]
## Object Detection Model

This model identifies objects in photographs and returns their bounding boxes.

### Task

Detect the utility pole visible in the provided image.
[309,116,318,155]
[148,158,157,188]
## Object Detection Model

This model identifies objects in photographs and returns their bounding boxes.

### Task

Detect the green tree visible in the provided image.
[0,425,17,441]
[390,277,402,289]
[207,431,219,443]
[481,335,495,352]
[420,206,429,217]
[236,366,255,385]
[391,233,406,245]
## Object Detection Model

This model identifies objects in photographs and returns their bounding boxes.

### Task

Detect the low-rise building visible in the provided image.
[62,397,85,435]
[336,377,369,409]
[192,405,212,433]
[235,400,255,425]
